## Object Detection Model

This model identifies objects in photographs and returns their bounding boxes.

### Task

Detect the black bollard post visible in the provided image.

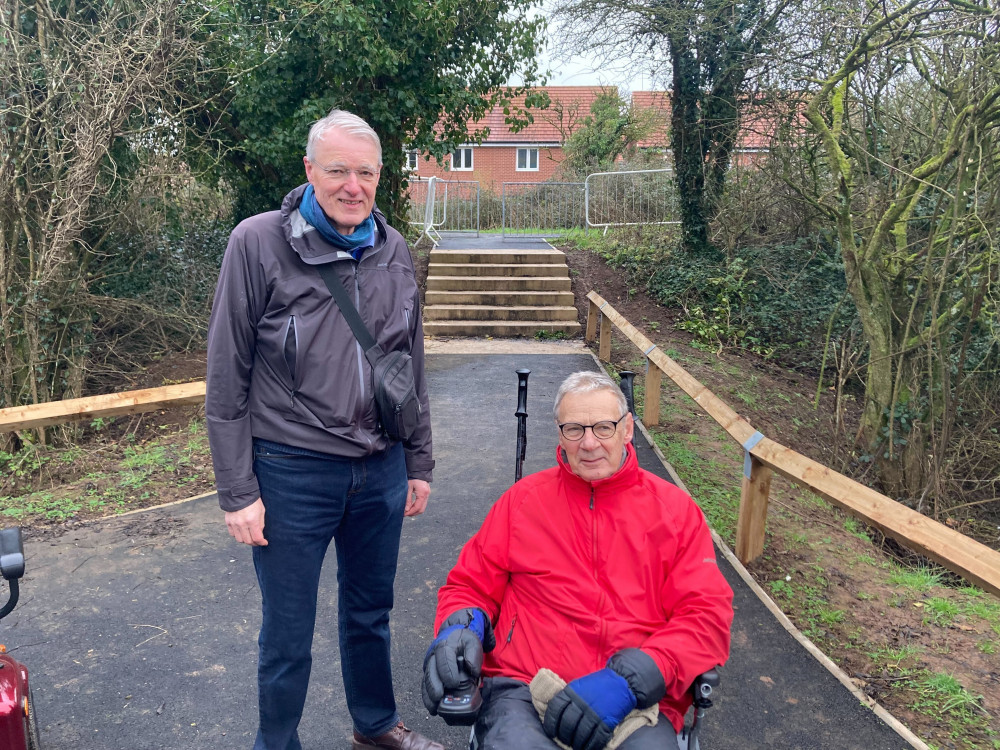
[514,369,530,483]
[618,370,637,448]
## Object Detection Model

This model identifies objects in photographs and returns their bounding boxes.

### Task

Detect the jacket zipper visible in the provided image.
[283,315,298,408]
[353,265,373,450]
[590,484,609,657]
[506,614,517,644]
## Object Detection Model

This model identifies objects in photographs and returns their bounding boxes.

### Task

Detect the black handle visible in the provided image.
[437,654,484,725]
[618,371,637,448]
[514,369,530,483]
[0,527,24,621]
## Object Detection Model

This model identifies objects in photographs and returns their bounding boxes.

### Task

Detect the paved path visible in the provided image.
[3,351,920,749]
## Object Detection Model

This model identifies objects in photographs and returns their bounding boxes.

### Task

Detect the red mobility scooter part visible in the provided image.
[0,526,40,749]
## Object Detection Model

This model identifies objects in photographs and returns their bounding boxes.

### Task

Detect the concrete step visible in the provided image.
[423,319,582,338]
[423,305,579,322]
[424,290,575,306]
[427,263,569,278]
[426,276,572,292]
[428,249,566,265]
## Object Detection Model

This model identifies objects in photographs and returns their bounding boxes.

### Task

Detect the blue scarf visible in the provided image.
[299,184,375,260]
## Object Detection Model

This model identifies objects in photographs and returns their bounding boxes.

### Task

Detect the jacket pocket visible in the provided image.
[492,609,518,661]
[282,315,298,389]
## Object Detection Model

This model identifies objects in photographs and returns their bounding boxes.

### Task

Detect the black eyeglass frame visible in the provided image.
[557,413,629,441]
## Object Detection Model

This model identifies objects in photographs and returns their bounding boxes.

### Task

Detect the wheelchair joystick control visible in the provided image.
[437,655,483,726]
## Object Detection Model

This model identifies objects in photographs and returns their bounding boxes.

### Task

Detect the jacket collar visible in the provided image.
[556,441,640,495]
[280,183,387,266]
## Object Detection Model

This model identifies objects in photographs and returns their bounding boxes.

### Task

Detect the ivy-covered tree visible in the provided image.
[799,0,1000,500]
[199,0,546,228]
[551,0,787,255]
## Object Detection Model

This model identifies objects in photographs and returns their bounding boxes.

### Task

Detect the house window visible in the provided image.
[516,148,539,171]
[451,148,473,171]
[405,150,419,171]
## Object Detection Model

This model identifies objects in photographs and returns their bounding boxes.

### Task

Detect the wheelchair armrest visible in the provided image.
[0,527,25,580]
[691,668,720,703]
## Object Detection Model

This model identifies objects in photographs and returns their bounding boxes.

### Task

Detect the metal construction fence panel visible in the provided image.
[501,182,586,239]
[408,177,480,243]
[585,168,679,230]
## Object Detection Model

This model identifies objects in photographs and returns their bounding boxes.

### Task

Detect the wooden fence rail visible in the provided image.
[586,290,1000,599]
[0,382,206,435]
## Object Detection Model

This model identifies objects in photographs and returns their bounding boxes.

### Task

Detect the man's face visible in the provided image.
[303,130,380,235]
[557,389,633,482]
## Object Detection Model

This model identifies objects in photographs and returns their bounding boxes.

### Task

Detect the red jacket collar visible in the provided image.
[555,441,640,493]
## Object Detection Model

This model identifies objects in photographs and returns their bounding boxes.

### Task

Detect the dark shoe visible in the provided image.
[352,720,445,750]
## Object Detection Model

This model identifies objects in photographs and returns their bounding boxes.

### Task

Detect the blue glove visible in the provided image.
[422,608,495,715]
[543,668,637,750]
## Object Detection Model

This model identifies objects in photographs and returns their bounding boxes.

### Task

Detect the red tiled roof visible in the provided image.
[449,86,806,152]
[474,86,617,144]
[630,90,807,152]
[631,91,671,149]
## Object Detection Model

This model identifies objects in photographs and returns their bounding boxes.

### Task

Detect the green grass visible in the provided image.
[924,597,960,626]
[888,565,945,591]
[0,491,82,521]
[867,643,922,668]
[842,516,870,542]
[651,431,740,541]
[533,329,568,341]
[733,375,760,407]
[908,671,991,745]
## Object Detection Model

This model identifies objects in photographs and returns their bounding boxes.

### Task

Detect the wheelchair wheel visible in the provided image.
[27,688,42,750]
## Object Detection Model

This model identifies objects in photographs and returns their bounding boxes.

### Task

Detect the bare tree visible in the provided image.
[798,0,1000,501]
[0,0,205,442]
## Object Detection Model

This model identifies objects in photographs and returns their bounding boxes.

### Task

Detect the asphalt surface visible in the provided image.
[1,352,917,750]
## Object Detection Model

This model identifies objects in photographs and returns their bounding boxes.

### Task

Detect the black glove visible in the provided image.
[421,608,496,715]
[543,649,665,750]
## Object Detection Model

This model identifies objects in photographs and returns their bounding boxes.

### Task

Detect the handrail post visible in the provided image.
[599,310,612,362]
[644,361,662,427]
[735,443,773,564]
[586,299,599,343]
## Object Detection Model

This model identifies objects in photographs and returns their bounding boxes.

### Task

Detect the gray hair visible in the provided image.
[306,109,382,165]
[553,371,627,421]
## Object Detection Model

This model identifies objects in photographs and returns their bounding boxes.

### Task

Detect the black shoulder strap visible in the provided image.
[316,263,384,363]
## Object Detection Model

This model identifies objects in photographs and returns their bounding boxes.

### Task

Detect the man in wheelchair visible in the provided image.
[422,371,734,750]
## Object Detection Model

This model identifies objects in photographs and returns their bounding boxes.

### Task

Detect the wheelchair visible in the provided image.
[450,370,722,750]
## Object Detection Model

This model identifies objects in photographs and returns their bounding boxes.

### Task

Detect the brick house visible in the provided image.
[406,86,793,190]
[406,86,614,189]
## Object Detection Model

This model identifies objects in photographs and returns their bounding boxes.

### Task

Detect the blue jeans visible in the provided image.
[251,438,408,750]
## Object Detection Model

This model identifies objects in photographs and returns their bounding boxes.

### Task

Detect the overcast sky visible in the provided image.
[508,5,667,92]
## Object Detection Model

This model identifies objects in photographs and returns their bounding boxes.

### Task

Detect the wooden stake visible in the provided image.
[599,312,612,361]
[643,362,662,427]
[736,455,773,564]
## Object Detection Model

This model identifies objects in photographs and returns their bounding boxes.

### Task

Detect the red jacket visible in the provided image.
[435,443,734,731]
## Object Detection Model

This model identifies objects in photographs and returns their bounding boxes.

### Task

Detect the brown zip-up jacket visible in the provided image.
[206,184,433,512]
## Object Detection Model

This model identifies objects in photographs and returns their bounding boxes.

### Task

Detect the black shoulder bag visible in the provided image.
[316,263,421,443]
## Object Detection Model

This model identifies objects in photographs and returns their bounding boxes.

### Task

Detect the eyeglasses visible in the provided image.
[310,160,380,184]
[557,414,628,441]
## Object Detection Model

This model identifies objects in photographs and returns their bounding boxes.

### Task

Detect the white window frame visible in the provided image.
[405,150,419,171]
[516,147,539,171]
[451,147,474,171]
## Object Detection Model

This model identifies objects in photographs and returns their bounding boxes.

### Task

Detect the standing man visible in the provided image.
[207,109,441,750]
[422,371,733,750]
